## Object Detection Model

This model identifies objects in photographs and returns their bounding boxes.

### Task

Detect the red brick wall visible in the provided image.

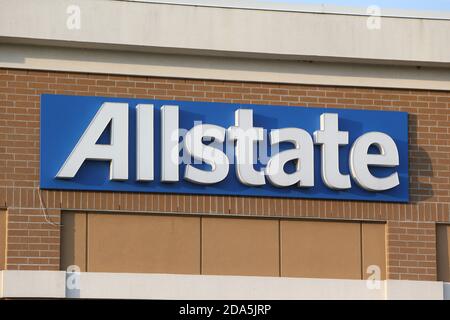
[387,221,437,281]
[0,68,449,279]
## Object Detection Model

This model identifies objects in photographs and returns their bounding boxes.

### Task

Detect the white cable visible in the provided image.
[38,188,62,227]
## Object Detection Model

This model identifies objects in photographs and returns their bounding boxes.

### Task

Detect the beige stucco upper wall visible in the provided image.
[0,0,450,66]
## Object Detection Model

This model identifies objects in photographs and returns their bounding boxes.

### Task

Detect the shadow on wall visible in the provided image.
[408,113,434,204]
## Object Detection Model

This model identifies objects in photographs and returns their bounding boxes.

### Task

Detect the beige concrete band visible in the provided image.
[1,44,449,91]
[0,0,449,66]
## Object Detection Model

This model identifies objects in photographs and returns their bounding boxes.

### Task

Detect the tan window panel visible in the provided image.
[0,210,6,270]
[202,217,279,277]
[437,224,450,282]
[362,223,386,280]
[86,213,201,274]
[281,220,362,279]
[60,212,87,272]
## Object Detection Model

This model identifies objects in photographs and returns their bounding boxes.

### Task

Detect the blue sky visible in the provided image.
[265,0,450,11]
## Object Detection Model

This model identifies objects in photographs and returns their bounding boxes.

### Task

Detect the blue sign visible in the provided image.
[40,94,409,202]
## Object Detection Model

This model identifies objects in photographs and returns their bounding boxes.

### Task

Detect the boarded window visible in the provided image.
[61,212,386,280]
[437,224,450,282]
[202,217,279,276]
[61,212,200,274]
[0,210,6,270]
[281,220,386,280]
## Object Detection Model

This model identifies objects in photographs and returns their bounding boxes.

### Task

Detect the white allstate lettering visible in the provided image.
[56,102,129,180]
[57,104,400,192]
[161,105,179,182]
[313,113,351,190]
[184,124,229,184]
[136,104,154,181]
[349,132,400,191]
[266,128,314,188]
[227,109,266,186]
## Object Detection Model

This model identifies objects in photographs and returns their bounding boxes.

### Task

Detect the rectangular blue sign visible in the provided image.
[40,94,409,202]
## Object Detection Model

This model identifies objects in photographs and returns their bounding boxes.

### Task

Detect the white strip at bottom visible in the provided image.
[0,270,448,300]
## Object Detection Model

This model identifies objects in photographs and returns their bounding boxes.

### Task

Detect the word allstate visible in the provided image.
[57,103,400,192]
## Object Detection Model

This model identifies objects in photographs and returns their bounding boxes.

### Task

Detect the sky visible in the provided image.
[264,0,450,11]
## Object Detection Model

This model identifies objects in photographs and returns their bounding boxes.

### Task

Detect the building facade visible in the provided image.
[0,0,449,299]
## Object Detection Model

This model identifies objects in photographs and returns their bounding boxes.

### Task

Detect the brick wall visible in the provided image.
[0,68,449,279]
[387,221,437,281]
